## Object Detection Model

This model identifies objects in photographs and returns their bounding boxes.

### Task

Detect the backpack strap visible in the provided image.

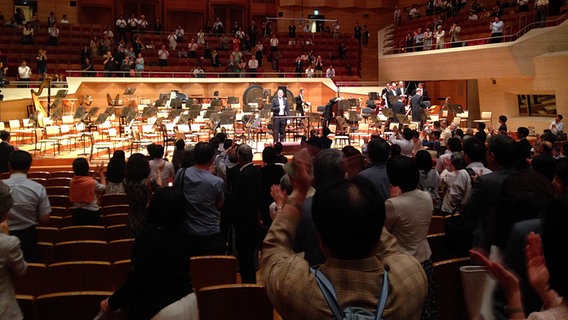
[310,267,389,320]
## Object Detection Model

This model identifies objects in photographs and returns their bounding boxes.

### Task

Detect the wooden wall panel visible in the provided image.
[0,1,15,23]
[166,11,204,34]
[37,0,80,24]
[163,0,206,11]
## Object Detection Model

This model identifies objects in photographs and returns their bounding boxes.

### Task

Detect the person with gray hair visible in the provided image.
[225,143,262,283]
[0,180,28,320]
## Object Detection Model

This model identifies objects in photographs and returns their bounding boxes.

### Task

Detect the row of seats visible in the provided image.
[34,238,131,264]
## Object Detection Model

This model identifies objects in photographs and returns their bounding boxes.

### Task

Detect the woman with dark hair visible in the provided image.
[100,187,197,319]
[106,150,126,194]
[123,153,159,237]
[69,157,106,225]
[416,150,441,209]
[171,139,185,172]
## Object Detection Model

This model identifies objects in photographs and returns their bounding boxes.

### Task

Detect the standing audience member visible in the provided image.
[17,60,31,86]
[69,158,106,225]
[489,16,504,43]
[105,150,126,194]
[226,144,262,283]
[0,131,16,173]
[4,151,51,262]
[416,150,441,208]
[47,23,60,46]
[35,49,48,80]
[158,45,169,66]
[175,142,225,256]
[550,114,563,136]
[359,137,391,200]
[148,144,175,187]
[172,139,186,172]
[0,181,28,320]
[435,25,445,49]
[100,187,197,320]
[123,153,156,237]
[259,147,285,229]
[386,155,437,320]
[261,149,427,320]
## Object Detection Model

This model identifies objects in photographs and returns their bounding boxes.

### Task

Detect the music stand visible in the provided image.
[103,106,115,116]
[94,113,110,125]
[188,110,199,120]
[348,98,358,107]
[74,106,87,120]
[447,104,464,114]
[170,98,182,109]
[396,114,411,124]
[123,88,136,95]
[141,106,157,118]
[219,112,234,126]
[50,107,63,122]
[189,104,200,112]
[86,107,100,119]
[211,99,221,108]
[307,112,321,123]
[169,109,182,119]
[381,108,395,119]
[227,96,239,104]
[125,109,137,123]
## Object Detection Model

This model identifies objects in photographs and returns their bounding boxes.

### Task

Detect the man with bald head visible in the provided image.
[271,89,290,142]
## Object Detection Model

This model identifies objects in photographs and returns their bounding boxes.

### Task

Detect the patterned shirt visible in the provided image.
[261,208,428,320]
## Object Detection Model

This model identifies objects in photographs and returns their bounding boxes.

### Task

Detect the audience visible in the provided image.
[105,150,126,194]
[123,153,156,237]
[69,157,106,225]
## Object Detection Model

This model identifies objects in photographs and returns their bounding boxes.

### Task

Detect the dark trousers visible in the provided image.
[490,32,503,43]
[11,226,39,262]
[187,232,226,256]
[72,208,102,225]
[234,222,257,283]
[273,118,286,142]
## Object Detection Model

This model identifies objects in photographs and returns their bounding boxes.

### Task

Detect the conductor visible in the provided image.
[271,89,290,142]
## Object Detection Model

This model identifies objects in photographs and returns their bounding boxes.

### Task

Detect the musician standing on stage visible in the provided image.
[271,89,290,143]
[295,88,310,116]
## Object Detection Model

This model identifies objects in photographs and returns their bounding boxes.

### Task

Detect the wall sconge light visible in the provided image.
[491,78,496,85]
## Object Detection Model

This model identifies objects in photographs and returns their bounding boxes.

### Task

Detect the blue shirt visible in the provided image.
[359,163,391,200]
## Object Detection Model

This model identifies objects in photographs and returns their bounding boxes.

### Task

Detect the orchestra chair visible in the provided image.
[334,117,351,147]
[100,204,130,217]
[16,295,37,320]
[162,123,177,155]
[48,195,71,208]
[130,130,152,155]
[47,261,113,292]
[37,125,63,156]
[104,213,129,227]
[54,240,109,262]
[46,186,70,196]
[13,263,49,296]
[59,225,107,242]
[46,177,72,187]
[433,257,470,320]
[36,291,114,320]
[106,224,130,242]
[197,284,274,320]
[37,242,55,264]
[27,171,51,179]
[473,111,492,129]
[349,122,370,146]
[90,131,113,161]
[428,215,446,235]
[112,259,131,290]
[189,255,238,291]
[37,226,60,244]
[49,171,74,178]
[108,238,134,262]
[100,193,128,207]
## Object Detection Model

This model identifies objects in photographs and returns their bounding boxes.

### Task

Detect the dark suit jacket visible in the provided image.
[270,97,290,117]
[463,166,517,250]
[260,164,285,225]
[227,163,262,225]
[410,94,425,121]
[0,141,15,173]
[295,95,306,112]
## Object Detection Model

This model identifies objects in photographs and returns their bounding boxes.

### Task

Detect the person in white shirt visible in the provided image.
[389,127,415,157]
[175,25,184,43]
[325,65,335,78]
[138,15,148,34]
[115,15,127,41]
[47,23,60,45]
[59,14,69,24]
[17,60,31,86]
[305,66,315,78]
[435,25,445,49]
[167,31,177,51]
[550,114,564,135]
[158,45,169,66]
[270,34,279,54]
[248,56,258,77]
[270,89,290,142]
[489,16,504,43]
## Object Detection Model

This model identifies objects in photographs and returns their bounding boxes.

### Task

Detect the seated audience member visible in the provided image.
[0,181,28,319]
[69,158,106,225]
[105,150,126,194]
[147,143,175,187]
[4,151,51,261]
[386,155,436,319]
[261,149,427,319]
[471,195,568,320]
[100,187,197,320]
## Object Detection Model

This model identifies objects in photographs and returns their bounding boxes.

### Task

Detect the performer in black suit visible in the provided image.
[295,88,310,116]
[391,96,405,123]
[323,97,338,128]
[270,89,290,142]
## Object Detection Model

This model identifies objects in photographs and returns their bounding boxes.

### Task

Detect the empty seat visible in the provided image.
[190,255,238,291]
[433,257,470,320]
[112,259,131,290]
[106,224,130,242]
[108,238,134,262]
[37,227,59,244]
[100,193,128,207]
[13,263,48,296]
[36,291,114,320]
[104,213,129,226]
[47,261,113,292]
[54,240,109,262]
[16,295,37,320]
[59,225,107,242]
[46,177,72,187]
[196,284,273,320]
[100,204,129,217]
